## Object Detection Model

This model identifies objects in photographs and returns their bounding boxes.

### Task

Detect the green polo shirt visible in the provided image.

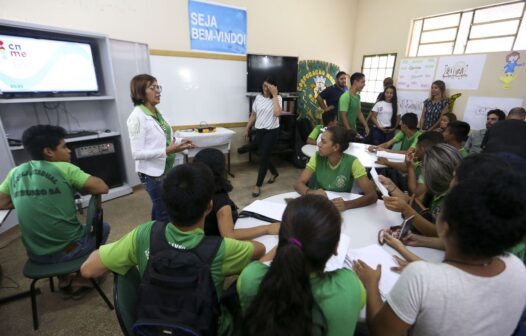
[306,153,367,192]
[338,92,361,130]
[308,125,324,141]
[0,161,90,255]
[393,130,422,151]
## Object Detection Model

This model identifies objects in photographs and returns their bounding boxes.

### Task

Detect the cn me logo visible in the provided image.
[1,40,27,58]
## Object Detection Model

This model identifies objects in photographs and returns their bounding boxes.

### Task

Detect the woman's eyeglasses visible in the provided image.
[149,84,162,92]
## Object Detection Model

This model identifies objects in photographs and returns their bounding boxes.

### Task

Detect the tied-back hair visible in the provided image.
[378,85,398,128]
[242,195,342,336]
[422,143,462,195]
[193,148,233,193]
[326,126,356,152]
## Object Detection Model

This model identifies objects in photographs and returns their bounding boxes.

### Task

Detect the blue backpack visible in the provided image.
[133,221,223,336]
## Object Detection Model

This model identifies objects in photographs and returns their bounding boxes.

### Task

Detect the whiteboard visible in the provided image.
[150,55,248,125]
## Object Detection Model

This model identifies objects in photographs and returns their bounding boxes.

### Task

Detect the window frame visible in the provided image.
[360,53,397,104]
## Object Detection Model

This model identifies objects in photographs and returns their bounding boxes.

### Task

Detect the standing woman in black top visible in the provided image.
[239,77,282,197]
[194,148,280,239]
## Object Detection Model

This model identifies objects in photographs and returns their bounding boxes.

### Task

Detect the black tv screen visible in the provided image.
[247,54,298,93]
[0,26,101,97]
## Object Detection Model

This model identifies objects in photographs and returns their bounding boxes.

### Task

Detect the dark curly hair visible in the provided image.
[442,172,526,258]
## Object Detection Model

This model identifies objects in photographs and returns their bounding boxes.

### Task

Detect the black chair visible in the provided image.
[22,194,114,330]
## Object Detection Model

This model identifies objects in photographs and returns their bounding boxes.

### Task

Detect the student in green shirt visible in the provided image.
[0,125,109,262]
[380,144,462,237]
[306,110,337,145]
[369,112,421,155]
[81,163,265,334]
[294,126,377,211]
[442,120,470,158]
[239,194,365,336]
[338,72,369,136]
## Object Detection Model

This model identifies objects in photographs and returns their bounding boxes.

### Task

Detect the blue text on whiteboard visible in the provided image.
[188,0,247,55]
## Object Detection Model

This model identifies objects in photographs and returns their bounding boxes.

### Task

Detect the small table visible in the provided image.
[301,142,404,169]
[175,127,236,176]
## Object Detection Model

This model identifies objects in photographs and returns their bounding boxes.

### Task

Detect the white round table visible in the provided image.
[236,191,444,262]
[301,142,400,169]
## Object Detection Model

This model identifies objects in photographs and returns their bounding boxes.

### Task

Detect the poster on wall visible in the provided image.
[463,96,523,130]
[188,0,247,55]
[397,58,437,90]
[435,54,486,90]
[297,60,341,123]
[500,51,524,89]
[397,90,429,119]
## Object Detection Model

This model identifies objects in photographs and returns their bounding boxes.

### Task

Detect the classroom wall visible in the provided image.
[0,0,358,71]
[351,0,526,121]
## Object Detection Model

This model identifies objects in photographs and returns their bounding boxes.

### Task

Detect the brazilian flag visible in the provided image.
[297,60,340,124]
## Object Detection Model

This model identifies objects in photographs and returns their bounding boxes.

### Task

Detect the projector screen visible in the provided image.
[0,34,99,95]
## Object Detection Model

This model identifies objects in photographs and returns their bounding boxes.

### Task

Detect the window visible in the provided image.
[408,0,526,57]
[360,53,397,103]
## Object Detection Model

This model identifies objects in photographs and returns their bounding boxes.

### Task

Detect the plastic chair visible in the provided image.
[113,267,141,336]
[22,194,114,330]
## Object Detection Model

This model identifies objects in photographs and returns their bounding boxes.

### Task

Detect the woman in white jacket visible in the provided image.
[127,74,193,222]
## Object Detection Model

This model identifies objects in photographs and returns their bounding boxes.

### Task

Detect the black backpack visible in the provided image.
[133,221,223,336]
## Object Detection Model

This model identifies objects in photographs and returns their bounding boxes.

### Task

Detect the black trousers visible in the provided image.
[249,128,279,187]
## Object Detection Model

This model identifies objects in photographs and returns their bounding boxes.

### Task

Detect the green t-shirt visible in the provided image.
[415,161,424,185]
[139,104,175,174]
[306,153,367,192]
[237,261,365,336]
[393,130,422,151]
[338,92,361,130]
[308,125,324,141]
[430,191,448,221]
[0,161,90,255]
[99,221,255,336]
[459,147,468,158]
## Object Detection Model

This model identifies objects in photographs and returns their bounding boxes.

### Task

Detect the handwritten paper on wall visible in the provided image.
[397,58,437,90]
[463,96,524,130]
[435,54,486,90]
[397,90,429,118]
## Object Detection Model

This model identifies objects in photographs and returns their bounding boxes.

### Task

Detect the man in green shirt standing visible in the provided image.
[0,125,109,267]
[338,72,369,136]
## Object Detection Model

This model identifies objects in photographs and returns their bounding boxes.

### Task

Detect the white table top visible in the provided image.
[175,127,235,157]
[301,142,404,169]
[236,191,444,263]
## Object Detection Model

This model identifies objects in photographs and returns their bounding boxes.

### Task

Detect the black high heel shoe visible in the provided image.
[267,174,279,184]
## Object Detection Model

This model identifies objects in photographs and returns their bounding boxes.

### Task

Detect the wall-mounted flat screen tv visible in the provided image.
[247,54,298,93]
[0,29,101,97]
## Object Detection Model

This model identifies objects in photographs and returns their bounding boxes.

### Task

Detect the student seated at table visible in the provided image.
[193,148,280,239]
[352,173,526,336]
[238,194,365,336]
[442,120,470,157]
[80,163,265,335]
[306,110,338,145]
[380,144,462,236]
[294,126,377,211]
[433,112,457,133]
[0,125,109,290]
[368,113,421,154]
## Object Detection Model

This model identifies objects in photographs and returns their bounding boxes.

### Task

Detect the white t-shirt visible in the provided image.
[372,100,396,128]
[387,255,526,336]
[252,94,282,130]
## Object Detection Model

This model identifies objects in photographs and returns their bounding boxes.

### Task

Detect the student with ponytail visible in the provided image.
[238,195,365,336]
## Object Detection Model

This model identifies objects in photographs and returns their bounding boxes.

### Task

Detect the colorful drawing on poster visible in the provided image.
[435,55,486,90]
[499,51,524,89]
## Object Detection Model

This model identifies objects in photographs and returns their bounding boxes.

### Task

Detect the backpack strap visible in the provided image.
[149,221,172,256]
[192,236,223,265]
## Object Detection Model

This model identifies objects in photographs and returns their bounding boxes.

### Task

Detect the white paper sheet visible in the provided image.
[377,151,405,162]
[325,191,362,201]
[370,167,389,197]
[0,209,10,224]
[242,200,287,221]
[346,244,400,299]
[324,233,351,272]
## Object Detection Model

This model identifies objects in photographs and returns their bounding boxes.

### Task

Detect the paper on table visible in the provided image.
[345,244,400,299]
[377,151,405,162]
[370,167,389,197]
[242,200,287,222]
[324,233,351,272]
[325,191,361,201]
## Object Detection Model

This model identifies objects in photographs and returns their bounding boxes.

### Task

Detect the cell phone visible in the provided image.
[399,214,416,240]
